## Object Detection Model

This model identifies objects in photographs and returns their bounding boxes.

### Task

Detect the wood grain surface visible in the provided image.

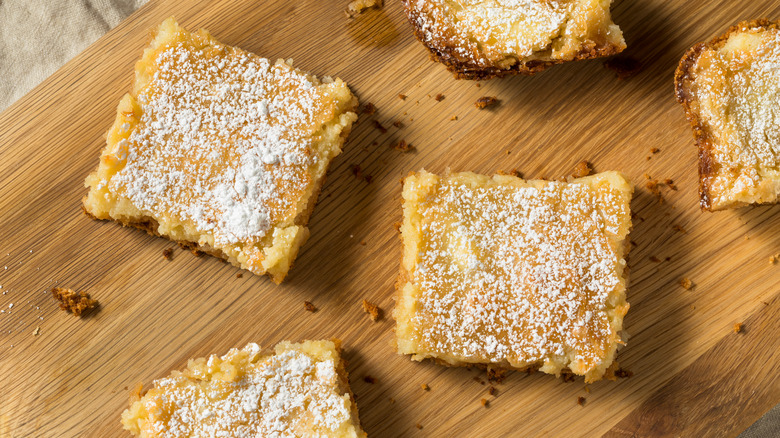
[0,0,778,436]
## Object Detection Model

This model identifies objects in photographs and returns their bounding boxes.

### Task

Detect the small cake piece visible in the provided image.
[403,0,626,79]
[395,170,633,382]
[121,340,366,437]
[675,20,780,210]
[83,18,358,283]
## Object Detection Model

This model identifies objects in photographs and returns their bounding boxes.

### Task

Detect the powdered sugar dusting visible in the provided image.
[134,344,354,437]
[405,174,630,373]
[109,34,341,245]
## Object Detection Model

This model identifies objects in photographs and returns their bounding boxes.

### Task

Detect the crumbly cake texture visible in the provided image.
[395,170,633,383]
[83,18,358,282]
[675,19,780,210]
[121,340,366,438]
[403,0,625,79]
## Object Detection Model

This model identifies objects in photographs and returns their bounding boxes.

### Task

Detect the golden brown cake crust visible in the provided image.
[674,19,780,211]
[403,0,625,80]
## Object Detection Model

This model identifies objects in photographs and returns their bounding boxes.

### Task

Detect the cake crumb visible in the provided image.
[415,423,423,430]
[561,372,576,383]
[392,140,414,152]
[450,115,458,121]
[474,96,499,109]
[130,382,145,402]
[393,120,403,128]
[362,299,382,321]
[420,383,430,391]
[162,248,174,261]
[304,301,317,313]
[614,368,634,379]
[480,398,489,407]
[733,323,744,334]
[363,375,377,384]
[236,273,243,278]
[664,179,678,190]
[649,256,661,263]
[487,367,507,383]
[577,396,586,406]
[584,386,591,393]
[51,287,98,317]
[769,254,779,264]
[398,94,407,100]
[347,0,383,16]
[510,169,523,178]
[33,326,40,336]
[673,224,687,234]
[645,177,665,204]
[359,102,376,115]
[373,120,387,134]
[679,278,694,290]
[488,386,497,396]
[434,93,445,102]
[571,160,593,178]
[603,56,642,80]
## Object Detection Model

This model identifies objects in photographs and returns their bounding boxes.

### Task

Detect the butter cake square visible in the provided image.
[394,170,633,382]
[675,19,780,210]
[121,340,366,438]
[403,0,626,79]
[84,18,358,282]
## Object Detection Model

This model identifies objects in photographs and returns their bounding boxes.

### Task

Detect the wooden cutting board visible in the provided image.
[1,0,778,436]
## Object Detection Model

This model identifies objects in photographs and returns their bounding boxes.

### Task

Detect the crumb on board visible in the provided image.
[584,386,591,393]
[645,177,665,203]
[571,160,593,178]
[603,56,642,80]
[347,0,383,16]
[649,256,661,263]
[679,278,694,290]
[481,398,489,407]
[733,323,744,334]
[415,423,423,430]
[434,93,444,102]
[359,102,376,115]
[162,248,174,260]
[561,372,576,383]
[373,120,387,134]
[364,375,377,384]
[398,93,407,100]
[450,115,458,121]
[130,382,145,402]
[488,386,497,396]
[392,139,414,152]
[178,241,204,256]
[487,367,507,383]
[393,120,403,128]
[362,299,382,321]
[614,368,634,379]
[51,287,98,317]
[577,396,586,406]
[420,383,430,391]
[770,254,779,264]
[511,169,523,178]
[474,96,499,109]
[304,301,317,313]
[33,326,40,336]
[236,273,243,278]
[664,179,678,190]
[673,224,687,233]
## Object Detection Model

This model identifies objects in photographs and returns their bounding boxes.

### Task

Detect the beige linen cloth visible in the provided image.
[0,1,778,437]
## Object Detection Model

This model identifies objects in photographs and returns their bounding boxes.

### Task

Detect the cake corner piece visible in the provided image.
[403,0,626,80]
[394,169,633,383]
[83,18,358,283]
[121,339,367,437]
[675,19,780,211]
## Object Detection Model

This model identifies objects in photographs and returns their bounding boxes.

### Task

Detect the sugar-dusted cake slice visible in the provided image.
[403,0,626,79]
[394,170,633,383]
[84,18,358,282]
[121,340,366,438]
[675,19,780,210]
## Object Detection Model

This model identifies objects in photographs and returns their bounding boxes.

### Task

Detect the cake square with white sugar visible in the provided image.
[83,18,358,282]
[394,170,633,383]
[675,19,780,210]
[121,340,366,437]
